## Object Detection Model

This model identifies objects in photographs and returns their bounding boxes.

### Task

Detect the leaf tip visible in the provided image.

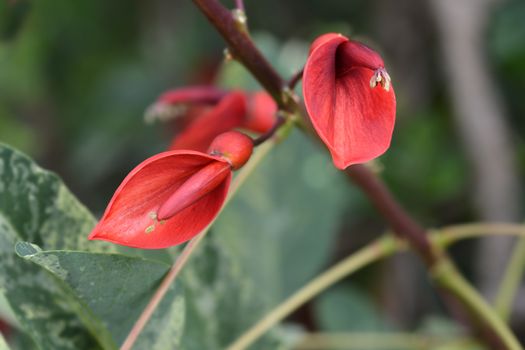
[15,241,42,258]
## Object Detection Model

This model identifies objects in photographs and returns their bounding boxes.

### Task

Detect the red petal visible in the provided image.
[336,40,385,73]
[331,68,396,168]
[242,91,277,133]
[89,151,231,249]
[157,86,226,106]
[309,33,344,54]
[168,91,247,152]
[303,34,396,169]
[157,161,231,220]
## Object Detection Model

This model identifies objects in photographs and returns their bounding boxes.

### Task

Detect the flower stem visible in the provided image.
[346,166,520,349]
[287,67,304,90]
[226,235,401,350]
[345,165,439,265]
[432,258,522,350]
[120,231,207,350]
[192,0,286,109]
[252,116,285,146]
[495,237,525,321]
[294,332,473,350]
[433,223,525,246]
[226,223,525,350]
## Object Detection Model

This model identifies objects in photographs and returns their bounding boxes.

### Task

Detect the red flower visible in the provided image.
[147,86,277,152]
[89,131,253,249]
[168,91,247,152]
[303,33,396,169]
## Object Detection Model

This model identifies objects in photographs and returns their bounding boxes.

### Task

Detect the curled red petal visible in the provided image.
[309,33,344,54]
[89,151,231,249]
[168,91,247,152]
[157,85,226,106]
[336,40,385,73]
[157,161,231,220]
[303,34,396,169]
[241,91,277,133]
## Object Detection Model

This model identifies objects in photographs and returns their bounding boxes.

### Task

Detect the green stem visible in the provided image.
[495,237,525,321]
[228,223,525,350]
[432,258,522,350]
[226,235,400,350]
[294,332,473,350]
[432,223,525,321]
[433,223,525,246]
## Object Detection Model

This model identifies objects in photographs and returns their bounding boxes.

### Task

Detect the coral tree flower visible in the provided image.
[168,91,247,152]
[89,131,253,249]
[303,33,396,169]
[146,86,277,152]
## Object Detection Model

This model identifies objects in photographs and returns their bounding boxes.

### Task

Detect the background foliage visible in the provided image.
[1,0,525,349]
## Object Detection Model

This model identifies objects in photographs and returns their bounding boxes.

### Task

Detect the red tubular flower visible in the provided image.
[89,131,253,249]
[145,85,226,125]
[156,85,226,106]
[147,86,277,152]
[303,33,396,169]
[168,91,247,152]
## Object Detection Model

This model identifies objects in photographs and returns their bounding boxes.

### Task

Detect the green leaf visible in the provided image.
[0,0,31,41]
[180,233,292,350]
[315,285,388,332]
[215,131,347,301]
[0,142,115,349]
[0,332,11,350]
[0,142,114,252]
[16,244,185,349]
[0,143,179,349]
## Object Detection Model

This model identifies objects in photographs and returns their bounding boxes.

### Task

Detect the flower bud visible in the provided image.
[242,91,277,133]
[208,131,253,170]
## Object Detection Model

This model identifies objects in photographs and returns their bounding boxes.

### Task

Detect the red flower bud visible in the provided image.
[208,131,253,170]
[88,151,232,249]
[303,33,396,169]
[241,91,277,133]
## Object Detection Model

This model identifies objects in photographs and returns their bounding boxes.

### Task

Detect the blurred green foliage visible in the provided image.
[1,0,525,348]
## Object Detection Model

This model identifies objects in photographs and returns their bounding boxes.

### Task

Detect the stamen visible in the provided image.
[369,68,391,92]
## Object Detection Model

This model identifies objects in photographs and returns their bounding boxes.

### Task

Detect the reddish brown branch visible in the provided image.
[287,68,304,90]
[193,0,286,108]
[191,1,514,348]
[345,165,439,266]
[252,116,285,146]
